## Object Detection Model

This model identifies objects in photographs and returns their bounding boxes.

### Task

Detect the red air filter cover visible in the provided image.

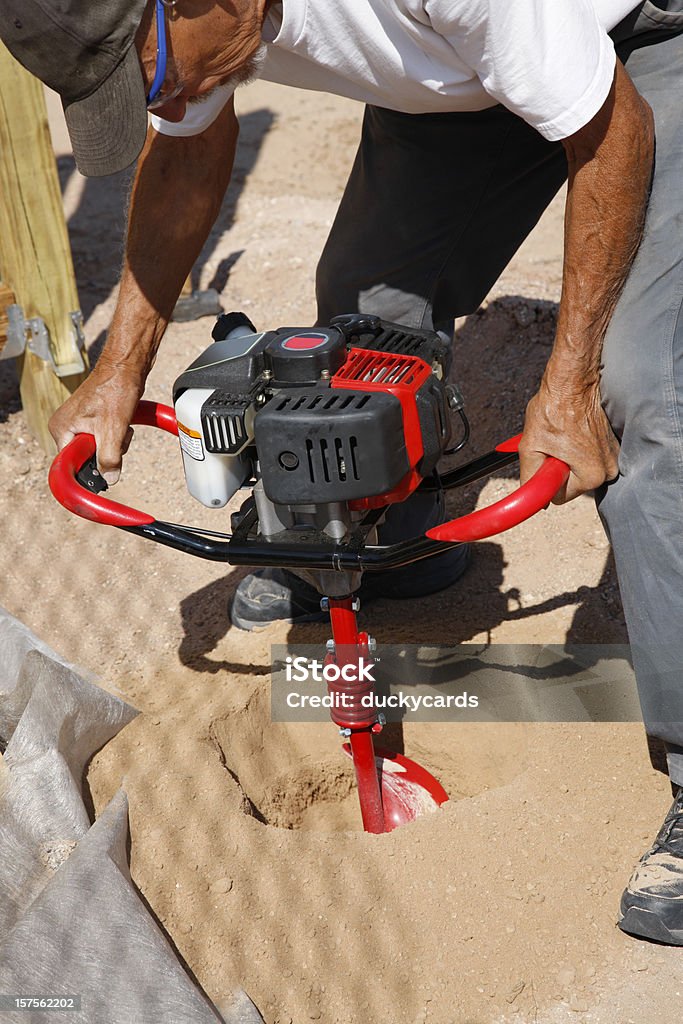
[332,348,432,508]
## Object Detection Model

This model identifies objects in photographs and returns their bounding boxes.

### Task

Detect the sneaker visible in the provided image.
[618,787,683,945]
[229,490,470,630]
[230,567,332,629]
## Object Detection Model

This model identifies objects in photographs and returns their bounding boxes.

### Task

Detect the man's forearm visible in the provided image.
[551,60,654,390]
[520,61,655,502]
[48,99,238,478]
[100,98,239,382]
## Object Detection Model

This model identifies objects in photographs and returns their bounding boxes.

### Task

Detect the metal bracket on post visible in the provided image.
[67,311,87,375]
[2,304,86,376]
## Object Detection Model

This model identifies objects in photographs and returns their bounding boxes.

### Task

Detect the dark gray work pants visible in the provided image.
[316,4,683,781]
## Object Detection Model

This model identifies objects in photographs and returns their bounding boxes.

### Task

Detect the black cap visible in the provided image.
[0,0,149,176]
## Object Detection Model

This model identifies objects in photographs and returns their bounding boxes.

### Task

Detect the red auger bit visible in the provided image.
[325,595,449,834]
[49,313,569,833]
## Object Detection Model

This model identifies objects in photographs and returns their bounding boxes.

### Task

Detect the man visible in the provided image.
[2,0,683,944]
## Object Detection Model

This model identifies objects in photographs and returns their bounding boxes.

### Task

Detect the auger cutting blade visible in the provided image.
[343,743,448,832]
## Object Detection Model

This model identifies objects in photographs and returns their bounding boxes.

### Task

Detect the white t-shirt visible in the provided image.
[151,0,639,142]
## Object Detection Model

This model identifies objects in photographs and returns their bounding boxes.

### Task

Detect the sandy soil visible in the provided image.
[1,81,681,1023]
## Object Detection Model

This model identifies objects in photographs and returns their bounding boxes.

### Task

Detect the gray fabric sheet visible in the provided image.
[0,607,263,1024]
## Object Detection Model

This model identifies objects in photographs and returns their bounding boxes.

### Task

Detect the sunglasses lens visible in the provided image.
[147,82,183,111]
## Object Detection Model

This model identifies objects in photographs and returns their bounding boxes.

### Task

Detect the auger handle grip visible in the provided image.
[425,434,570,543]
[48,401,178,527]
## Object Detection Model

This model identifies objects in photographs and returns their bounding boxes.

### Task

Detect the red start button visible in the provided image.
[281,333,328,350]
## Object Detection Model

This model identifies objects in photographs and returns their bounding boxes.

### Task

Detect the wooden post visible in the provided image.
[0,41,89,454]
[0,281,16,355]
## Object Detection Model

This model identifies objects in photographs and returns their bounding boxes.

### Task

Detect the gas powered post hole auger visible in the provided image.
[49,312,569,835]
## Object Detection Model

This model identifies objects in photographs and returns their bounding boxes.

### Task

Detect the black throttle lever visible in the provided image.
[75,454,109,494]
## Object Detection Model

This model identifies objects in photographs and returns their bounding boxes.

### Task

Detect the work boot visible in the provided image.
[619,787,683,944]
[229,490,470,630]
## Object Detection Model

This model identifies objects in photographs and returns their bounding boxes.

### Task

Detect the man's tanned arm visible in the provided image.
[49,98,239,483]
[520,60,655,502]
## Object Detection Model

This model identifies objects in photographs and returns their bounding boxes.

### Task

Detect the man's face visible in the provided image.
[135,0,267,122]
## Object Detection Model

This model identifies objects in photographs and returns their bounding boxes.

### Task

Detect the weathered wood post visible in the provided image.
[0,41,89,454]
[0,281,16,353]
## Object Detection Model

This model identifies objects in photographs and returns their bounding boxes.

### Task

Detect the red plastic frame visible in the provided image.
[48,400,178,528]
[333,348,431,508]
[49,406,569,542]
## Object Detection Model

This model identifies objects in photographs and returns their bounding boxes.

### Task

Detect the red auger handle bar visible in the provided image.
[425,433,569,542]
[48,400,570,566]
[49,401,178,529]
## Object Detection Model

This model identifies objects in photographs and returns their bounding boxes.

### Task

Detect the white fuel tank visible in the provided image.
[174,387,251,508]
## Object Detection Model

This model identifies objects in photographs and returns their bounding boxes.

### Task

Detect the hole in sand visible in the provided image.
[210,688,530,832]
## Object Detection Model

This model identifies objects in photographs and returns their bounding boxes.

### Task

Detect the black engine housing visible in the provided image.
[173,313,455,507]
